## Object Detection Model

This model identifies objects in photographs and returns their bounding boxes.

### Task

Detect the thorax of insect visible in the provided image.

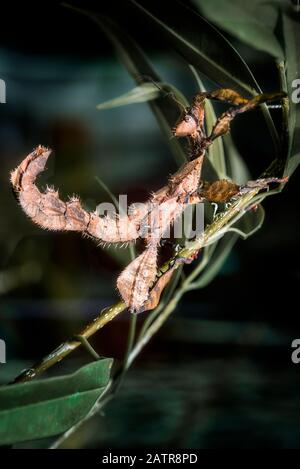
[10,88,288,313]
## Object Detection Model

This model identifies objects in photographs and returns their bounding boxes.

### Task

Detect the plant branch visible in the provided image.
[11,302,126,383]
[12,187,260,385]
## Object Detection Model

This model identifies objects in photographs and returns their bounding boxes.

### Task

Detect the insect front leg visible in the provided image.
[207,92,286,143]
[174,88,248,140]
[204,88,249,106]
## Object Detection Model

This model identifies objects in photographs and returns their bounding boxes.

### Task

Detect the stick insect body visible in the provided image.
[11,88,287,313]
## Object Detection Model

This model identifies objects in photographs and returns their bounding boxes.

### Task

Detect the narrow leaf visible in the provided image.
[129,0,280,154]
[190,233,239,289]
[96,83,161,109]
[192,0,284,59]
[223,134,251,184]
[231,204,265,239]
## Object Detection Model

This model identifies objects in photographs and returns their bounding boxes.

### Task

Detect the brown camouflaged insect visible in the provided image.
[10,88,288,313]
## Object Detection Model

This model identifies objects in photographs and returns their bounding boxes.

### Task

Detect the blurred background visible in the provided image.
[0,0,300,448]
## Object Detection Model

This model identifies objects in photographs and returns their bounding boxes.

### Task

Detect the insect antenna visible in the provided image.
[136,74,186,112]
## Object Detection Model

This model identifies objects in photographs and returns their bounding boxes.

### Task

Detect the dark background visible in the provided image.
[0,0,300,448]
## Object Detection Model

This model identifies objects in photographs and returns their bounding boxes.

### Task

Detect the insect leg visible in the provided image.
[207,92,286,143]
[193,88,248,107]
[238,176,289,194]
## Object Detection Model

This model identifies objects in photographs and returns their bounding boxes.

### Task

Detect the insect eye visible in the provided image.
[174,114,197,137]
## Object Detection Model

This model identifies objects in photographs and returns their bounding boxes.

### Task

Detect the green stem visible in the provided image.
[126,315,137,357]
[12,302,126,383]
[73,335,101,361]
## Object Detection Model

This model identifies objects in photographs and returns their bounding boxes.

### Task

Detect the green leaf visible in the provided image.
[130,0,260,94]
[192,0,284,59]
[189,233,239,289]
[282,10,300,177]
[0,359,112,444]
[96,83,161,109]
[129,0,280,156]
[230,204,265,239]
[223,134,251,184]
